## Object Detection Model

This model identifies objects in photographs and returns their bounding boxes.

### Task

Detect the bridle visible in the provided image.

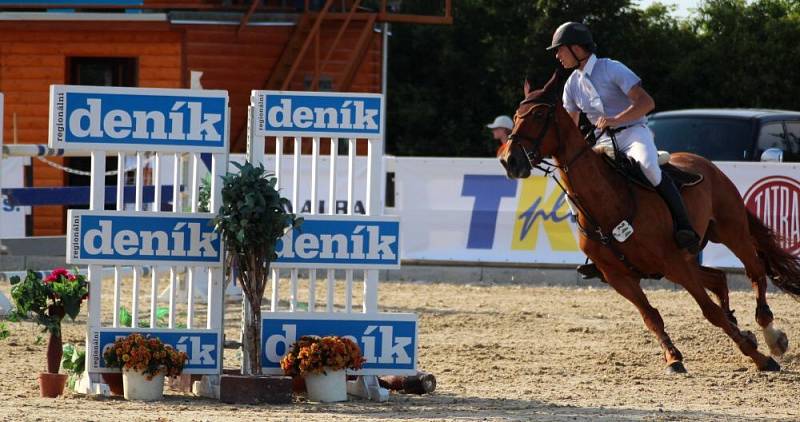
[507,101,590,175]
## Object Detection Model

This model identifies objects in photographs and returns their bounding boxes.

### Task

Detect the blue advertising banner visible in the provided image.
[261,312,417,375]
[90,328,220,374]
[273,215,400,269]
[49,85,228,152]
[252,90,383,139]
[67,210,223,266]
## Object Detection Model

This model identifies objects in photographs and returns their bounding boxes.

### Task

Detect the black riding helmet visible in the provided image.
[546,22,596,53]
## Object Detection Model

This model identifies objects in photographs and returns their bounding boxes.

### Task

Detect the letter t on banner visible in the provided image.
[461,175,518,249]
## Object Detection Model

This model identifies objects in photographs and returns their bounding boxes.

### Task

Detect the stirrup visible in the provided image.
[576,263,603,280]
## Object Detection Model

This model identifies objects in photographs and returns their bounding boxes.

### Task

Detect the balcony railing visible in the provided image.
[0,0,452,24]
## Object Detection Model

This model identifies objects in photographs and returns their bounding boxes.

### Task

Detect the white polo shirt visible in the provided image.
[562,54,646,127]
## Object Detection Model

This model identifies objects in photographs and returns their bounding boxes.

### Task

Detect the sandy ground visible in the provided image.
[1,275,800,421]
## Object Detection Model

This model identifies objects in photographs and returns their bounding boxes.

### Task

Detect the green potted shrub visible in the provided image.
[214,161,301,375]
[9,268,89,397]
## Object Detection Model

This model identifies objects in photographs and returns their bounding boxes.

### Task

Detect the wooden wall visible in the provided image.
[0,16,382,236]
[0,21,182,235]
[180,24,292,152]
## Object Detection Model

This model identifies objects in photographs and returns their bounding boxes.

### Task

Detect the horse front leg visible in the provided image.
[603,272,686,374]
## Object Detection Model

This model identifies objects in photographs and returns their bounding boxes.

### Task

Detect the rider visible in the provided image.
[546,22,701,278]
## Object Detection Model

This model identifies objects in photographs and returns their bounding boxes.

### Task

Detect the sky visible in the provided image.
[635,0,701,18]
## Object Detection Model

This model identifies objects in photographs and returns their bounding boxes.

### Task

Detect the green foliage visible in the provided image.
[0,322,9,340]
[386,0,800,157]
[198,174,212,213]
[118,306,132,327]
[62,343,86,389]
[118,306,173,328]
[214,162,302,268]
[9,269,88,336]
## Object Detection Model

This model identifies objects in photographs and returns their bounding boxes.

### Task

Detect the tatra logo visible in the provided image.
[83,220,219,258]
[69,98,222,141]
[743,176,800,255]
[267,98,379,131]
[276,224,396,260]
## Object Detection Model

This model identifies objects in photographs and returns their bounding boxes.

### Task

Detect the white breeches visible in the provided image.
[596,124,661,186]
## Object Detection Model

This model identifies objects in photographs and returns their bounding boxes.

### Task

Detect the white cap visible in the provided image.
[486,115,514,130]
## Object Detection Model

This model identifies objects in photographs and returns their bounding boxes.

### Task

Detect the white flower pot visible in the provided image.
[122,368,165,401]
[304,368,347,402]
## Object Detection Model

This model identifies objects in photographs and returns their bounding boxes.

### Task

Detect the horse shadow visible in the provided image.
[147,391,766,421]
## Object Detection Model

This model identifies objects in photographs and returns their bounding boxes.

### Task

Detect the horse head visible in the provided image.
[498,69,568,179]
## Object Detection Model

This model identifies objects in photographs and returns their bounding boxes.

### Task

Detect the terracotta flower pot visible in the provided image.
[39,372,68,398]
[101,372,124,396]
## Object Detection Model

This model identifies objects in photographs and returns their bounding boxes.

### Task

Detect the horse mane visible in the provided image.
[521,68,570,106]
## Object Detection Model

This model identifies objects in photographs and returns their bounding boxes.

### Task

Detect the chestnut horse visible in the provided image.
[498,71,800,373]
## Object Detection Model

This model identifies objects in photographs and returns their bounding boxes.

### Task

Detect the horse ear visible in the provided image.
[540,67,570,104]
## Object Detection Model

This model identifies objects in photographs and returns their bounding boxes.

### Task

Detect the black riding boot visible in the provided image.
[577,261,603,280]
[655,173,701,254]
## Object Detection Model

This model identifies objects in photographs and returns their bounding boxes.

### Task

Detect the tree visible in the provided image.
[214,162,302,375]
[385,0,800,157]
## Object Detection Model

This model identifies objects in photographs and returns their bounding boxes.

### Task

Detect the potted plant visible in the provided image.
[213,161,301,375]
[102,333,188,401]
[9,268,89,397]
[280,336,366,402]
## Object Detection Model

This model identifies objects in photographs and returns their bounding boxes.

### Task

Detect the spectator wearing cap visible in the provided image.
[487,115,514,147]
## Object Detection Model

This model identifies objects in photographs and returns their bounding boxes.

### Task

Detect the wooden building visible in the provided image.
[0,0,451,235]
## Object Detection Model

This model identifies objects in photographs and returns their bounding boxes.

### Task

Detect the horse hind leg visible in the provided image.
[697,266,757,346]
[698,266,737,324]
[720,226,788,357]
[670,263,779,371]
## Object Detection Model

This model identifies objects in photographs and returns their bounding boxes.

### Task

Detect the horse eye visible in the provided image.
[534,111,543,117]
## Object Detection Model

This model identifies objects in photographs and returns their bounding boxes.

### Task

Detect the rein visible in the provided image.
[508,107,659,279]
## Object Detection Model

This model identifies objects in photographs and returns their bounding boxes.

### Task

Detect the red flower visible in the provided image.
[45,268,71,283]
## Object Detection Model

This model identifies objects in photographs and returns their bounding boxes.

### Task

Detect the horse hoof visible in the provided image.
[666,361,687,374]
[759,357,781,372]
[764,327,789,357]
[741,330,758,348]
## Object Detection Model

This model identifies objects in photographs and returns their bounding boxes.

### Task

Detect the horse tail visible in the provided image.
[748,211,800,297]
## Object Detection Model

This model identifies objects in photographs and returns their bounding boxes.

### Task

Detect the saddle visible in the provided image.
[578,113,703,190]
[594,145,704,190]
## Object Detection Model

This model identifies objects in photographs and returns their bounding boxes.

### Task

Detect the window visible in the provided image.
[68,57,138,87]
[649,117,754,161]
[784,121,800,162]
[756,122,787,156]
[65,57,138,204]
